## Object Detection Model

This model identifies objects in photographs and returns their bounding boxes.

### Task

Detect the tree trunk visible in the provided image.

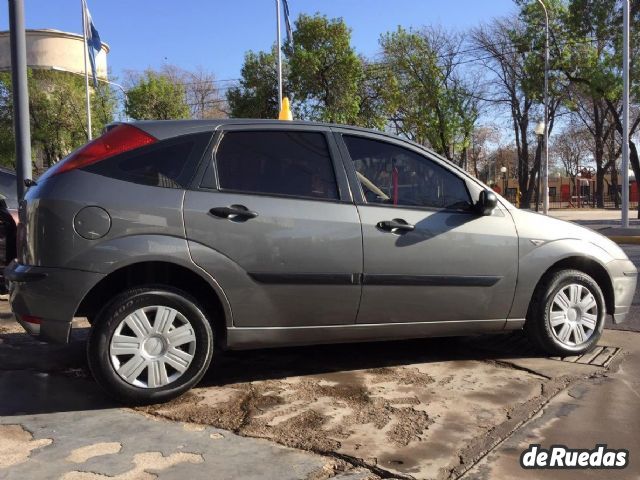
[595,167,605,208]
[517,120,530,208]
[532,173,540,212]
[524,138,542,209]
[593,103,605,208]
[602,98,640,217]
[611,164,619,209]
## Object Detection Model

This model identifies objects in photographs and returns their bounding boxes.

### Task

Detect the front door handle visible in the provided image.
[209,205,258,220]
[376,218,415,233]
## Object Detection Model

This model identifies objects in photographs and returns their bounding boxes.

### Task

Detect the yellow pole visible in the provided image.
[278,97,292,120]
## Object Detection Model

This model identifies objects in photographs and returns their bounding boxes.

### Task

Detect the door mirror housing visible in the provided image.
[476,190,498,216]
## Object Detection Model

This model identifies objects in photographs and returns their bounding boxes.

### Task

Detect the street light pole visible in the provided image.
[622,0,630,227]
[8,0,32,201]
[98,79,129,121]
[537,0,550,215]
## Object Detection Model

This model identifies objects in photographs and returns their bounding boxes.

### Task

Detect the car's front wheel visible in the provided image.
[526,269,605,356]
[87,286,214,404]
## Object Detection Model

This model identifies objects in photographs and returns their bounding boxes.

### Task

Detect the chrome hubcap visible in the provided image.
[110,306,196,388]
[550,283,598,347]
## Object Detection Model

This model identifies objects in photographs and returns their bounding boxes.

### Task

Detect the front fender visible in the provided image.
[508,238,615,320]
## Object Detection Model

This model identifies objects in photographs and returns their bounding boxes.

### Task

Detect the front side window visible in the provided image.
[215,130,339,200]
[343,135,471,210]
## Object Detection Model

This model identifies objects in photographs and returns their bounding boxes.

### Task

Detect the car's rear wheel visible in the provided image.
[87,286,213,404]
[526,269,605,356]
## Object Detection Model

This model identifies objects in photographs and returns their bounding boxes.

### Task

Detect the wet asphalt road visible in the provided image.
[610,245,640,332]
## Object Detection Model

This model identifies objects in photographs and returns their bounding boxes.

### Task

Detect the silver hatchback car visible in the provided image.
[6,119,637,404]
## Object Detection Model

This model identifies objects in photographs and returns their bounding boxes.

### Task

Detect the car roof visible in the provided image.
[127,118,455,161]
[127,118,405,143]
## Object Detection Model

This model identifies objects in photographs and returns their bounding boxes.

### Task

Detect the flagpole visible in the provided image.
[275,0,283,108]
[81,0,92,141]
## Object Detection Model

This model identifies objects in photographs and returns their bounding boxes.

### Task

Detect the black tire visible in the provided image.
[87,286,214,405]
[526,269,605,356]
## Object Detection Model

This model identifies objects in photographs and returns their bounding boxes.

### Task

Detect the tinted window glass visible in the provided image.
[344,136,471,210]
[216,131,338,200]
[84,135,208,188]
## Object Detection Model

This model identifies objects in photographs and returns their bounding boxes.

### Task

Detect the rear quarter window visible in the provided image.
[83,132,212,188]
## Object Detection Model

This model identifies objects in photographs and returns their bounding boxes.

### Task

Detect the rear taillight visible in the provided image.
[42,124,157,179]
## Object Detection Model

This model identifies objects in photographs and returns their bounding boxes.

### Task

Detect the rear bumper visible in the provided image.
[6,261,104,343]
[607,259,638,324]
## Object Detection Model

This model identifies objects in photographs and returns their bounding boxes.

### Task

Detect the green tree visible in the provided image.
[548,0,640,211]
[226,49,283,119]
[380,27,480,163]
[356,58,396,130]
[472,11,567,207]
[287,14,364,124]
[125,70,190,120]
[0,69,116,170]
[228,15,386,127]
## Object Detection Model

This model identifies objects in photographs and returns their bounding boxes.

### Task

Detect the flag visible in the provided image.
[82,0,102,88]
[282,0,293,44]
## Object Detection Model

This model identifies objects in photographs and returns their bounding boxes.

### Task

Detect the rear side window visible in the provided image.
[215,131,339,200]
[84,132,211,188]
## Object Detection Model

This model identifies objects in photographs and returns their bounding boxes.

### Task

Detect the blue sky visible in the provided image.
[1,0,516,87]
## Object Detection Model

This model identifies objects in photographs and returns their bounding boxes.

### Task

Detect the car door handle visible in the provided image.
[209,205,258,220]
[376,219,415,233]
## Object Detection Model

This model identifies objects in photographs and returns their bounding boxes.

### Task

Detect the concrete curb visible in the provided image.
[606,235,640,245]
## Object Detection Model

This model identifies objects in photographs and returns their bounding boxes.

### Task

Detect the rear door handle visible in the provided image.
[376,219,415,233]
[209,205,258,220]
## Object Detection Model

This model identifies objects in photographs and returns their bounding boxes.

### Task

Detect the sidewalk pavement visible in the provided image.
[461,329,640,480]
[550,209,640,244]
[0,372,372,480]
[0,372,371,480]
[0,309,372,480]
[0,375,328,480]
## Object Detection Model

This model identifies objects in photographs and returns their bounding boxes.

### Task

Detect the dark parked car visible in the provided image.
[0,167,17,292]
[6,120,637,404]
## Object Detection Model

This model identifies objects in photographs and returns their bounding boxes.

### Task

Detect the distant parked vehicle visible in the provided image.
[0,167,18,212]
[5,120,637,404]
[0,168,17,293]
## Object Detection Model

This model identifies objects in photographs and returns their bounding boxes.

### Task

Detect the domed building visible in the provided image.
[0,28,109,79]
[0,29,111,170]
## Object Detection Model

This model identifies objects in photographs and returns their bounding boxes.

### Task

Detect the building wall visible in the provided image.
[0,29,109,79]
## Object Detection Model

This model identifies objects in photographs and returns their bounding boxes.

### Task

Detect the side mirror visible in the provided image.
[476,190,498,216]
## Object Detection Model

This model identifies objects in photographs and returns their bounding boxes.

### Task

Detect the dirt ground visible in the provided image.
[138,333,611,479]
[0,300,619,480]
